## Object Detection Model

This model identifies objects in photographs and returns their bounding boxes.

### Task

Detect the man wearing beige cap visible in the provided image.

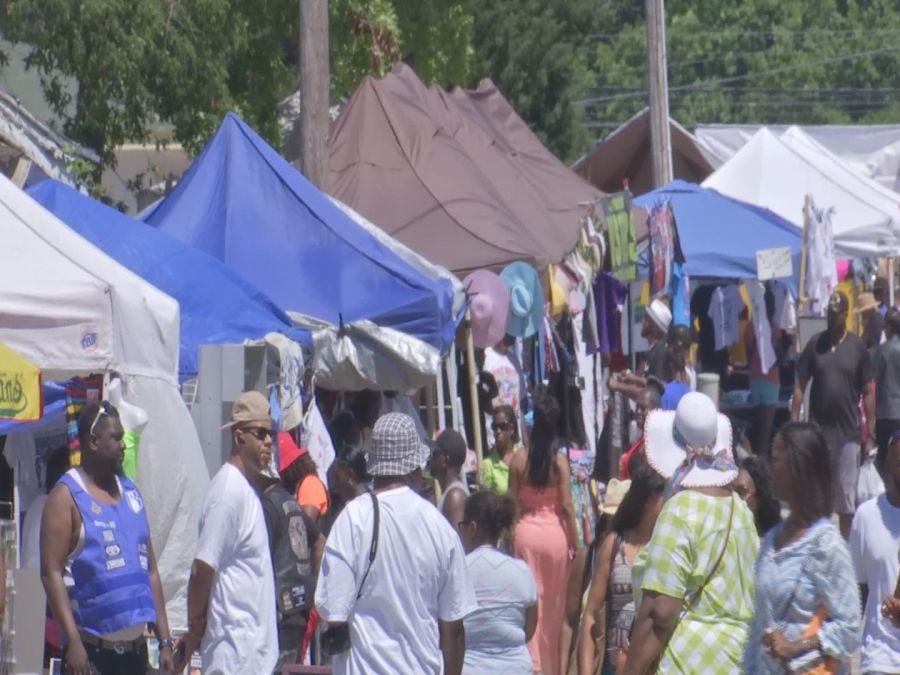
[174,391,278,673]
[316,413,476,674]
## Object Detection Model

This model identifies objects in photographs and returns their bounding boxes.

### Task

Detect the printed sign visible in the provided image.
[756,246,793,281]
[0,342,42,420]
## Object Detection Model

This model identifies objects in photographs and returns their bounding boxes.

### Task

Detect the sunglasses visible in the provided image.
[240,426,275,441]
[89,401,112,436]
[491,422,513,432]
[457,519,474,529]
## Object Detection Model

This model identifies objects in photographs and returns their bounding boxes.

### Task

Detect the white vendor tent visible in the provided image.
[0,172,208,628]
[702,127,900,258]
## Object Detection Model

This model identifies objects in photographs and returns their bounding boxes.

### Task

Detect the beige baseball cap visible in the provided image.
[221,390,271,428]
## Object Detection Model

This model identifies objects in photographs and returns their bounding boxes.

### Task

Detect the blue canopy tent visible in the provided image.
[28,179,312,381]
[634,180,802,286]
[142,113,459,353]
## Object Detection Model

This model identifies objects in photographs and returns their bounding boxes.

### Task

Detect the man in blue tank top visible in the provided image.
[40,401,175,674]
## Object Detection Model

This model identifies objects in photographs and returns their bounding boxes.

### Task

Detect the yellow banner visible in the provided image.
[0,342,42,421]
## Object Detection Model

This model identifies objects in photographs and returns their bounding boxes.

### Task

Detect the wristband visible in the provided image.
[159,638,174,651]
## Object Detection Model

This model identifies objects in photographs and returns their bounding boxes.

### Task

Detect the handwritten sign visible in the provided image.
[756,247,793,281]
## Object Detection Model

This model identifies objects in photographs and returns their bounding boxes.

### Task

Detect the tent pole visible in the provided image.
[465,310,484,465]
[799,195,810,316]
[436,358,446,431]
[890,258,896,309]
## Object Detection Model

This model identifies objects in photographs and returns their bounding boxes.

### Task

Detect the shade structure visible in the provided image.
[703,127,900,258]
[143,113,458,353]
[329,63,596,274]
[0,173,208,629]
[634,180,802,282]
[573,108,715,195]
[28,179,312,381]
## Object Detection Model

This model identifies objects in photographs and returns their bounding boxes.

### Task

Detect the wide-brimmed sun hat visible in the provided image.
[464,269,510,349]
[601,478,632,515]
[500,261,544,338]
[644,392,736,490]
[367,413,430,477]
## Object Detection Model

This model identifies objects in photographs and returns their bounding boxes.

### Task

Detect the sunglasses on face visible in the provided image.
[491,422,513,432]
[89,401,112,436]
[240,426,274,441]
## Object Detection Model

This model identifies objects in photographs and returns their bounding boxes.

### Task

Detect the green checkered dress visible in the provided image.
[633,490,759,674]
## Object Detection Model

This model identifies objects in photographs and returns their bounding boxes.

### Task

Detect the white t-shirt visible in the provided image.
[708,285,745,351]
[195,463,277,675]
[316,486,477,674]
[849,494,900,674]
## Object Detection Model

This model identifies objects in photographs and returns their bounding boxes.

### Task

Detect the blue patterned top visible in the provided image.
[743,518,861,674]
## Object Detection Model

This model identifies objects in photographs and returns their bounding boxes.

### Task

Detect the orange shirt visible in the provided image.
[297,474,330,515]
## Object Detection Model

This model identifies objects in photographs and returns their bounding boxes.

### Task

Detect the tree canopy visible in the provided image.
[3,0,900,175]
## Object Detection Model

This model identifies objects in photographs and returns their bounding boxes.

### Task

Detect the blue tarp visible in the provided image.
[634,180,802,284]
[142,113,458,352]
[28,180,312,381]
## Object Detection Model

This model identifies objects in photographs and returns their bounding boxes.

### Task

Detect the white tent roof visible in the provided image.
[0,172,180,382]
[694,123,900,193]
[702,127,900,258]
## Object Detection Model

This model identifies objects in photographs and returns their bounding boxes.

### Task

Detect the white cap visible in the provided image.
[646,298,672,333]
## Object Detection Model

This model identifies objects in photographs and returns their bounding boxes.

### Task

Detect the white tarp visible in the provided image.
[0,174,208,628]
[702,127,900,258]
[694,123,900,194]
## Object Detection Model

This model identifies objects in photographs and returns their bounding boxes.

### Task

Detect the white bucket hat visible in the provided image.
[644,392,736,490]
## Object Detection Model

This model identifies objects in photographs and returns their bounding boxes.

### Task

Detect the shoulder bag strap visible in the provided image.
[684,492,735,612]
[355,490,380,600]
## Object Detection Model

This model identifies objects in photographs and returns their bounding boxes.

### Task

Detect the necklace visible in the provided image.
[830,331,847,352]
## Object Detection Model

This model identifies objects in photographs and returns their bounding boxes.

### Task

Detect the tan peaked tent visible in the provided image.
[573,108,714,195]
[329,64,599,275]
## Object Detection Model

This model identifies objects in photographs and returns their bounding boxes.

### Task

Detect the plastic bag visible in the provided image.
[858,452,885,505]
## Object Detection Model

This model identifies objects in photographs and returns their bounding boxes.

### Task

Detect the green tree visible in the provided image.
[581,0,900,142]
[470,0,598,163]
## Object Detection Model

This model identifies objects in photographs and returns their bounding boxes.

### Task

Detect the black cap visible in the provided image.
[828,291,849,315]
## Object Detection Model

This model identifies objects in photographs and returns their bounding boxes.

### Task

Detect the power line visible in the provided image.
[577,45,900,105]
[587,28,900,41]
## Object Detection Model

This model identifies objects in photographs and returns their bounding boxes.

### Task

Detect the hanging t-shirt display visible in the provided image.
[647,200,685,295]
[670,262,690,327]
[746,281,777,375]
[708,285,746,351]
[601,191,637,281]
[805,199,838,316]
[590,272,628,355]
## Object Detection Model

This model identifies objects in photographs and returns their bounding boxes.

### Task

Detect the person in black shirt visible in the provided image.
[791,291,875,538]
[254,468,325,669]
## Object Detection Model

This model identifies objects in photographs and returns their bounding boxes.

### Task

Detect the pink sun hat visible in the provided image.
[464,269,511,348]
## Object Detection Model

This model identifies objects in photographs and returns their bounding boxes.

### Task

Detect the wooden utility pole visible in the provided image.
[645,0,673,187]
[299,0,330,190]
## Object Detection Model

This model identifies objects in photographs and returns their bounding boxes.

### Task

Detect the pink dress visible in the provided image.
[513,484,570,674]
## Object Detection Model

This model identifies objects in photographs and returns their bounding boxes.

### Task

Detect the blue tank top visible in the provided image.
[60,469,156,636]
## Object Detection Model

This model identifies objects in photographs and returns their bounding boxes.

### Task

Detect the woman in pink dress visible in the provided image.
[510,391,579,674]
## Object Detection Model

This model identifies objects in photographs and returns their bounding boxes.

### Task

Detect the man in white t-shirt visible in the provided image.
[849,431,900,675]
[175,391,278,674]
[316,412,477,674]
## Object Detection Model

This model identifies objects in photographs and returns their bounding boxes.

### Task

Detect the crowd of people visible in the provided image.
[8,285,900,675]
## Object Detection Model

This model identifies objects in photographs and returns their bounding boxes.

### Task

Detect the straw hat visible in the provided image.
[463,270,510,349]
[644,392,736,489]
[500,261,544,338]
[601,478,632,515]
